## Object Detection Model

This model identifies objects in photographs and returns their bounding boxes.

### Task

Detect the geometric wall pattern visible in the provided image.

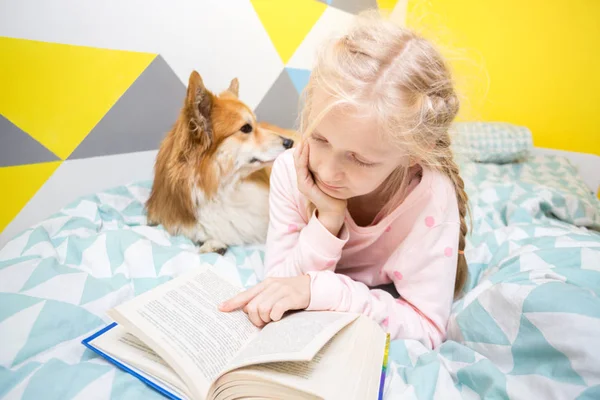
[0,0,400,245]
[68,56,185,160]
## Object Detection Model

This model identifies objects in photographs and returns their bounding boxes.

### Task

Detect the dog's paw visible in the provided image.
[198,240,228,255]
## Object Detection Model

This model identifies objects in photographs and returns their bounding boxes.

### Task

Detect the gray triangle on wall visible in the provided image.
[0,115,60,167]
[68,55,186,160]
[325,0,379,14]
[254,69,300,130]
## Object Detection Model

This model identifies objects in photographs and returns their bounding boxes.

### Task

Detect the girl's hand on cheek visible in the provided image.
[294,140,347,236]
[218,275,312,327]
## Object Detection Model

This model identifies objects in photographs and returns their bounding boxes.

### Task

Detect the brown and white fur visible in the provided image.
[146,71,297,254]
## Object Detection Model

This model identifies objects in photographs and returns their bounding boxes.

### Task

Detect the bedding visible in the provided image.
[1,154,599,399]
[452,122,534,164]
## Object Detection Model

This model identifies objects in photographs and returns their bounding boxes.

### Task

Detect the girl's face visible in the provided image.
[306,91,408,200]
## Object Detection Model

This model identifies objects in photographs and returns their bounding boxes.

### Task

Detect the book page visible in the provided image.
[211,379,319,400]
[219,311,358,376]
[219,315,386,400]
[107,267,260,400]
[90,325,190,396]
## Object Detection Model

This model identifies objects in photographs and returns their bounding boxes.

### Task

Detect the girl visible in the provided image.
[219,10,468,350]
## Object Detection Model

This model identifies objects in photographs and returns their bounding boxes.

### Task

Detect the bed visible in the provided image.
[1,149,599,399]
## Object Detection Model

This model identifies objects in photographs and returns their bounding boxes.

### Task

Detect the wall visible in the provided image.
[2,0,597,247]
[405,0,600,156]
[0,0,398,247]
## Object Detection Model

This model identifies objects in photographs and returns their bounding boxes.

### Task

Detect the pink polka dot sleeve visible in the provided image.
[262,152,349,279]
[306,218,460,350]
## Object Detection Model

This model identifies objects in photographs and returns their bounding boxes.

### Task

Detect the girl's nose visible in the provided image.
[320,158,343,182]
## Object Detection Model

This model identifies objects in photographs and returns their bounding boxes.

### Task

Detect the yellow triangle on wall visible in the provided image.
[377,0,399,11]
[251,0,326,64]
[0,38,156,160]
[0,161,62,232]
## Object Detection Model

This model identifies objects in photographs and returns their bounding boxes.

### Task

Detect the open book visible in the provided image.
[82,264,390,400]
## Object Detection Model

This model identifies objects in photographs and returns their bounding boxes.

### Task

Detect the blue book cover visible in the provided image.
[82,323,186,400]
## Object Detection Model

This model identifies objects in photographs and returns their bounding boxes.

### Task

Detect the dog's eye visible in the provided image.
[240,124,253,134]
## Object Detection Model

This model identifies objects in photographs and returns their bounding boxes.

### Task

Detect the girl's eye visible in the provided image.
[352,156,375,168]
[240,124,253,134]
[311,136,326,143]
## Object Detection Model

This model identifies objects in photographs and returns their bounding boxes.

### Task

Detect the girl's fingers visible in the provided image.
[248,285,281,324]
[219,281,267,312]
[300,142,311,181]
[296,144,310,190]
[294,139,306,168]
[298,143,316,192]
[270,289,293,321]
[262,290,288,324]
[246,306,265,327]
[242,284,275,326]
[302,140,310,166]
[245,285,292,326]
[293,140,300,166]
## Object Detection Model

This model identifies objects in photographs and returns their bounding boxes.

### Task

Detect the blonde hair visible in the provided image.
[300,10,469,297]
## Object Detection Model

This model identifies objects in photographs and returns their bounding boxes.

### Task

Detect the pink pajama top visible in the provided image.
[264,149,460,349]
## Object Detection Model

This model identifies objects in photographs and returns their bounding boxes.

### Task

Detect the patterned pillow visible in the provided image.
[451,122,533,163]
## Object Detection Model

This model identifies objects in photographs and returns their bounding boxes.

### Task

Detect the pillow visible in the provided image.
[451,122,533,163]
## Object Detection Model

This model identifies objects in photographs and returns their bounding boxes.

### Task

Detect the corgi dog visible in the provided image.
[146,71,296,254]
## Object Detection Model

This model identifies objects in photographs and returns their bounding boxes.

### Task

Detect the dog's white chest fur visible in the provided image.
[187,178,270,252]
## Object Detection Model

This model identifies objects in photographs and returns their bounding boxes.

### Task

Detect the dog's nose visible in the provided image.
[282,138,294,149]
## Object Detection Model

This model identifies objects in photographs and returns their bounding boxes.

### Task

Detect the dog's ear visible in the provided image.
[227,78,239,97]
[186,71,213,149]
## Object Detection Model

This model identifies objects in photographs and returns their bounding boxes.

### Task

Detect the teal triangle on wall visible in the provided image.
[286,68,311,95]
